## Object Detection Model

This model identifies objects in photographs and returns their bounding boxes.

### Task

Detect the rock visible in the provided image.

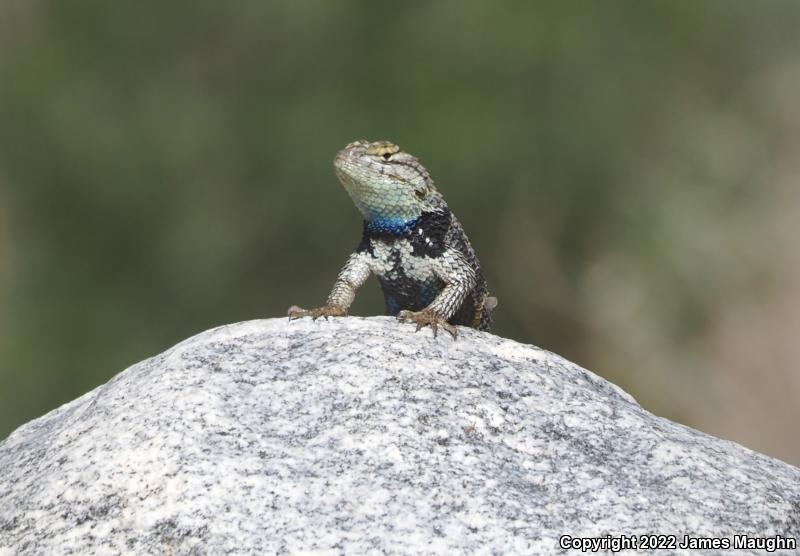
[1,317,799,555]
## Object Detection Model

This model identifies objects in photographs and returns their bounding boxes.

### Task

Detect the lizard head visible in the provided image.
[334,140,442,231]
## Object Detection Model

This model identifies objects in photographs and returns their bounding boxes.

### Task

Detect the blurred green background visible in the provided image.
[1,1,799,465]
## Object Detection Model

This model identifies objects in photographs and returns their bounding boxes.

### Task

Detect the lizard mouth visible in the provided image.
[333,141,378,192]
[332,149,358,191]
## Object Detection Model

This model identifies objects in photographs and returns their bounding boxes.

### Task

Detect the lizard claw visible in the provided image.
[287,304,347,321]
[397,309,458,339]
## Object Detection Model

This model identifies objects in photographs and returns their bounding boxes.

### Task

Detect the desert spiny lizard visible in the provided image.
[288,139,496,338]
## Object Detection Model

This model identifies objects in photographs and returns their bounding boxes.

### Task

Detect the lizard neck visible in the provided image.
[364,215,421,236]
[344,185,424,231]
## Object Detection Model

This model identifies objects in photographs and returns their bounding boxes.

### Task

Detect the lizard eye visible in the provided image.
[382,153,392,161]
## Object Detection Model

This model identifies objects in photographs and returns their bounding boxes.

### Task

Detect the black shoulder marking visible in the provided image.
[356,221,374,255]
[409,210,451,257]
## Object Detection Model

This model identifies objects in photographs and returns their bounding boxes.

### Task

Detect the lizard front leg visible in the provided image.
[288,252,372,320]
[397,248,477,339]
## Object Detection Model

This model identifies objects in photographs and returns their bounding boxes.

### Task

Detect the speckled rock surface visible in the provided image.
[1,317,799,555]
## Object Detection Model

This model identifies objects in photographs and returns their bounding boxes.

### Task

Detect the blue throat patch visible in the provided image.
[366,216,421,236]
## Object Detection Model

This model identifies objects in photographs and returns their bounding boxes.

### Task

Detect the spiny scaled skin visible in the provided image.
[288,140,495,338]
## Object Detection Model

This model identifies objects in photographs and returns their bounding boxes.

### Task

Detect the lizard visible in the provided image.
[288,139,496,338]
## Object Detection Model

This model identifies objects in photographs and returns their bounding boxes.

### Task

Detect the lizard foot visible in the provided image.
[397,309,457,339]
[287,304,347,321]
